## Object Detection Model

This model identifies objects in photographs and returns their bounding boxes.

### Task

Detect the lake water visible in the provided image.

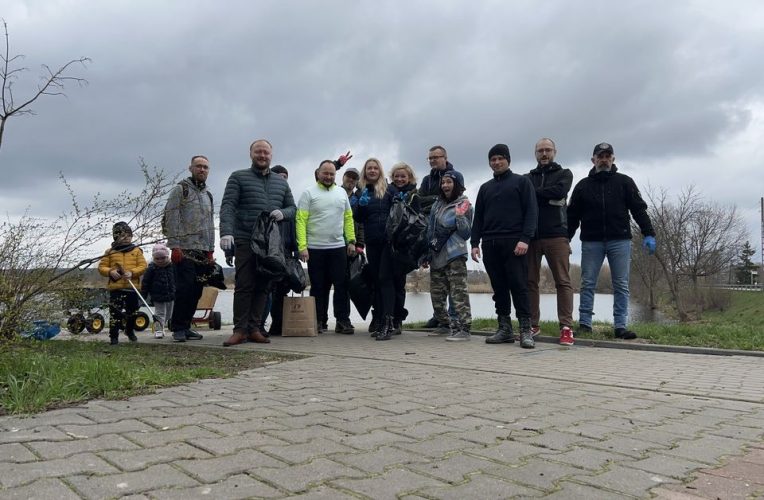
[211,289,645,327]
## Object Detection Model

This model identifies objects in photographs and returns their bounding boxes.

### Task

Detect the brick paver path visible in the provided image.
[1,330,763,499]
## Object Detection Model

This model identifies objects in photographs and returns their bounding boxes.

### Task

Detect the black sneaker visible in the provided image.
[185,330,204,340]
[614,328,637,340]
[109,337,118,346]
[172,330,187,343]
[424,317,439,328]
[335,320,355,335]
[578,324,593,333]
[126,332,138,342]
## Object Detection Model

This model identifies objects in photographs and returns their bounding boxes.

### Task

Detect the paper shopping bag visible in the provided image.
[282,295,318,337]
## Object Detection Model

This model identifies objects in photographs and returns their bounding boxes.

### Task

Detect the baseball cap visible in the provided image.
[593,142,614,156]
[343,167,359,178]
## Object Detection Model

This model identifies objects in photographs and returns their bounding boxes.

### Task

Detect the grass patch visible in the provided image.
[0,339,304,415]
[406,291,764,351]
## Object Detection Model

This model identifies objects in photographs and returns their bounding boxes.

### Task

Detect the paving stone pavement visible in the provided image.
[2,329,764,499]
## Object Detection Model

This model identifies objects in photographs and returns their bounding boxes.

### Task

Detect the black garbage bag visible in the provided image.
[205,262,227,290]
[348,253,373,319]
[251,212,287,281]
[286,257,306,293]
[386,198,428,273]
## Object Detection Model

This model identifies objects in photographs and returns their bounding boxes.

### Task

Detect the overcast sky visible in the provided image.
[1,0,763,266]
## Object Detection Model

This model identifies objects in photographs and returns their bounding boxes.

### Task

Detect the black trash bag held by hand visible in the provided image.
[386,197,428,273]
[348,253,373,320]
[250,212,287,280]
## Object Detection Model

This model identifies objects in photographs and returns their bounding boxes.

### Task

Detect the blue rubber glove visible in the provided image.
[358,189,370,206]
[643,236,656,255]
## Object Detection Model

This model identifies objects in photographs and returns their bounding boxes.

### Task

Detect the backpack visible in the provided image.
[385,194,428,272]
[162,181,214,236]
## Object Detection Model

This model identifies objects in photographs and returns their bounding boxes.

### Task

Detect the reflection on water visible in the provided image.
[213,290,649,326]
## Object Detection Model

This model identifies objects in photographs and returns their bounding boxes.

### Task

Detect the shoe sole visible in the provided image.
[446,337,470,342]
[560,341,575,346]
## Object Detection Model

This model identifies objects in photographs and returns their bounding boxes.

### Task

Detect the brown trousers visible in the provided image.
[527,237,573,328]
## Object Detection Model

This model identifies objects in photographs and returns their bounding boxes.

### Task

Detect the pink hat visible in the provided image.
[152,243,170,259]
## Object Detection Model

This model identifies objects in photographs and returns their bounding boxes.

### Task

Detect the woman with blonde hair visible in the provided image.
[375,162,421,340]
[354,158,388,334]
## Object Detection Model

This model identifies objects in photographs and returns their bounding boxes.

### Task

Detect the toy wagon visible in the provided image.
[191,286,222,330]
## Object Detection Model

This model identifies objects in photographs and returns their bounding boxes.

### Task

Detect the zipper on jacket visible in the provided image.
[601,183,607,241]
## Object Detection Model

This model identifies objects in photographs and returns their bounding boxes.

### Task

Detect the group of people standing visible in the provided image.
[100,137,657,349]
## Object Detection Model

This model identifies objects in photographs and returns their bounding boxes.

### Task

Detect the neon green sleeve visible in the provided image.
[343,207,356,243]
[296,208,310,251]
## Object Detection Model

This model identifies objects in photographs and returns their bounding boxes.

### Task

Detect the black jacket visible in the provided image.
[567,165,655,242]
[355,186,389,245]
[526,162,573,239]
[419,162,454,215]
[140,263,176,303]
[471,169,537,247]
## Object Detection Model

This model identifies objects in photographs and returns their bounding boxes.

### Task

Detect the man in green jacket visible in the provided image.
[219,139,296,346]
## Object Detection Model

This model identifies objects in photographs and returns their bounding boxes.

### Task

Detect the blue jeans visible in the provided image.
[579,239,631,329]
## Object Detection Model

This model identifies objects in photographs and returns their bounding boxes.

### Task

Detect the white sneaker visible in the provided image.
[154,330,164,339]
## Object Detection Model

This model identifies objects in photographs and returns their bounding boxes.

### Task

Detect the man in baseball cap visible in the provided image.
[567,142,657,340]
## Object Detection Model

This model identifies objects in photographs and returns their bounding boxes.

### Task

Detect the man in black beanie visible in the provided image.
[471,144,538,348]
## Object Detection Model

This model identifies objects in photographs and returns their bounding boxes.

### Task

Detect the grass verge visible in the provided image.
[406,291,764,351]
[0,339,304,415]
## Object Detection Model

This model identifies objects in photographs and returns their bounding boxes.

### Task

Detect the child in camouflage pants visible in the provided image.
[423,170,473,341]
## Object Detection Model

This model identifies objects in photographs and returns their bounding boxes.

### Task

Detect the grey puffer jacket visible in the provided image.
[220,167,296,242]
[163,179,215,251]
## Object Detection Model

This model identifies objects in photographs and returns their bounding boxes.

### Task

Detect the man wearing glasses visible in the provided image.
[567,142,656,340]
[419,145,458,332]
[526,138,575,345]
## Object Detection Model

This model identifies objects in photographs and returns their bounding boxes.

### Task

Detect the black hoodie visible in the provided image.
[526,161,573,239]
[567,165,655,242]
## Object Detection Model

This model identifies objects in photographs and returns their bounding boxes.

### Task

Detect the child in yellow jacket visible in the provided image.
[98,222,147,345]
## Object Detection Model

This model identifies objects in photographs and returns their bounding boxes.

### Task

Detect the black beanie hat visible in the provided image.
[112,221,132,240]
[488,144,511,162]
[271,165,288,176]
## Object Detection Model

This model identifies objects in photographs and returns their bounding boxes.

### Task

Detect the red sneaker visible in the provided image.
[531,326,541,337]
[559,326,575,346]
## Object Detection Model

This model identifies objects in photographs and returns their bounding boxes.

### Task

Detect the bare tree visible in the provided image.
[0,160,179,341]
[639,185,747,320]
[0,19,90,152]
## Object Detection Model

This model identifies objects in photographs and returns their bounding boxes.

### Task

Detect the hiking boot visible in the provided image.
[222,329,247,346]
[376,316,394,341]
[486,315,514,344]
[428,322,450,336]
[614,327,637,340]
[172,330,187,343]
[247,329,271,343]
[519,318,535,349]
[424,316,439,328]
[578,323,592,333]
[393,319,402,335]
[126,331,138,342]
[185,330,203,340]
[559,326,575,346]
[335,319,355,335]
[446,322,470,342]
